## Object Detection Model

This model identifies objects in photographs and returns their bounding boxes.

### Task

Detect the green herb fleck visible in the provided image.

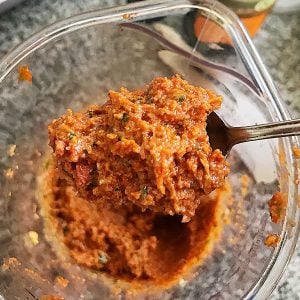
[82,173,95,189]
[121,113,129,124]
[62,167,70,176]
[67,132,76,140]
[87,110,95,118]
[123,158,131,167]
[146,96,153,104]
[136,96,143,102]
[177,95,186,103]
[99,251,108,264]
[63,227,69,235]
[44,159,51,170]
[140,185,149,199]
[87,182,97,190]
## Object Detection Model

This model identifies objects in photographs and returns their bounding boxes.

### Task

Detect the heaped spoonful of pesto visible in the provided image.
[48,74,229,222]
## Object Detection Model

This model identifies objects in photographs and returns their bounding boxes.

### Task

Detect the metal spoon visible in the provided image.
[207,112,300,157]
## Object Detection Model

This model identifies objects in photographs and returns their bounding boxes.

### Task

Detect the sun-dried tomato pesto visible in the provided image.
[41,164,223,284]
[48,75,229,221]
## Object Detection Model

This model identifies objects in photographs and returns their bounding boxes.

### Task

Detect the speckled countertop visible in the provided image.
[256,11,300,299]
[0,0,299,299]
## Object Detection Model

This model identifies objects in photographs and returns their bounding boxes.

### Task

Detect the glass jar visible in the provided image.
[222,0,276,34]
[0,1,298,299]
[191,0,276,45]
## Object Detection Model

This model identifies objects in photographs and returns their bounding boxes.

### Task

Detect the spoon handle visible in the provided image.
[230,119,300,144]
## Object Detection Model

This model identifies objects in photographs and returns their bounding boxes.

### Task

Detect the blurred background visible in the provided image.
[0,0,299,299]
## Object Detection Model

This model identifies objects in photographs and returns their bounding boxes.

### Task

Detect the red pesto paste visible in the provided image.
[43,75,230,286]
[41,163,224,285]
[48,75,229,222]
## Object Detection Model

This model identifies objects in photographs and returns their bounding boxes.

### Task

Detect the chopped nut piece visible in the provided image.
[24,231,39,248]
[4,168,14,179]
[7,144,16,157]
[54,275,69,288]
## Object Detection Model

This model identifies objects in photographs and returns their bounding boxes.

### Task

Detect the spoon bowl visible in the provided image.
[207,112,300,157]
